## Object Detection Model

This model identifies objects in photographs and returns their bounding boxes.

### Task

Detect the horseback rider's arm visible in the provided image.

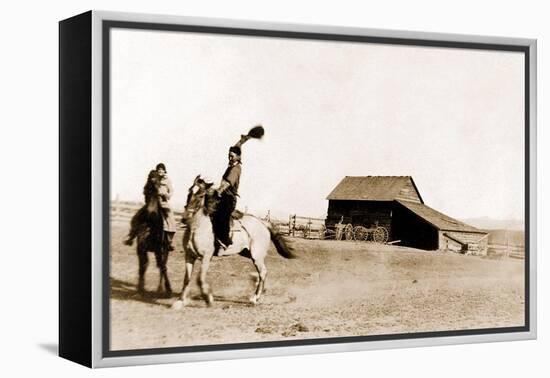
[164,177,173,200]
[218,165,241,194]
[217,179,231,194]
[158,177,173,202]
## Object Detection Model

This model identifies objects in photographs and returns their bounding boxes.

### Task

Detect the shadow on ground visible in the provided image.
[110,278,172,308]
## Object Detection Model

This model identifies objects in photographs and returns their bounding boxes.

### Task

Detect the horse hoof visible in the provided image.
[206,294,214,307]
[249,296,258,305]
[172,300,184,310]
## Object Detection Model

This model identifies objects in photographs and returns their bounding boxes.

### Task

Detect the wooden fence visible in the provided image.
[487,243,525,259]
[288,214,326,239]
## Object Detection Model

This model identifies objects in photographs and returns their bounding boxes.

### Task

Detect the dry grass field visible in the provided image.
[110,221,525,351]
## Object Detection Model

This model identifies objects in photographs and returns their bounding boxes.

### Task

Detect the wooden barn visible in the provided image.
[325,176,489,255]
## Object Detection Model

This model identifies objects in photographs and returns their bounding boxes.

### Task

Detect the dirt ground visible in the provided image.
[110,221,525,351]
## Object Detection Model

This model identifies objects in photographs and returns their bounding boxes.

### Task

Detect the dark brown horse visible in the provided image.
[126,170,173,297]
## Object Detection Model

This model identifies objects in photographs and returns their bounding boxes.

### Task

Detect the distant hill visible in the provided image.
[461,217,524,231]
[486,229,525,247]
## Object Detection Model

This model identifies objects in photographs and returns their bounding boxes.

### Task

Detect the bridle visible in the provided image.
[182,183,207,220]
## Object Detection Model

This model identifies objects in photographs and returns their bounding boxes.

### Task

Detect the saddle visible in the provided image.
[231,209,244,219]
[212,209,245,255]
[228,210,246,237]
[214,217,245,256]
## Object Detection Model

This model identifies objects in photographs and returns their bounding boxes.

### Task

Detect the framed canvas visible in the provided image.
[59,10,537,368]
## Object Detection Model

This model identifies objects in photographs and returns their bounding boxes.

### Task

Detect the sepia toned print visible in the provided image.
[109,28,525,351]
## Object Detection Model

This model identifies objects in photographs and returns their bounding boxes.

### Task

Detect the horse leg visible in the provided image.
[148,231,171,297]
[154,250,164,294]
[247,227,271,305]
[162,249,172,296]
[160,233,172,296]
[198,256,214,306]
[137,247,149,296]
[172,250,196,310]
[155,250,172,297]
[154,248,172,297]
[250,256,267,305]
[181,251,196,305]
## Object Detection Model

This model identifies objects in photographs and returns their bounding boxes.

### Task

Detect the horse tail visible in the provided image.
[268,223,296,259]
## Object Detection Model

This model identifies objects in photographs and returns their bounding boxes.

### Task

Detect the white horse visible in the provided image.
[172,175,295,309]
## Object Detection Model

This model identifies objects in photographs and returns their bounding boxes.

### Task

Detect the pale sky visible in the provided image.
[110,28,525,221]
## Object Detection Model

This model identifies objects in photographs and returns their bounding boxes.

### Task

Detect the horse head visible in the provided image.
[181,175,214,222]
[144,169,162,214]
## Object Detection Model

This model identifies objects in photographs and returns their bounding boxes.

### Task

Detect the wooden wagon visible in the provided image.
[320,217,389,243]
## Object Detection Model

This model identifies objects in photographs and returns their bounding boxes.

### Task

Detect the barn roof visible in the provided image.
[396,200,486,234]
[326,176,424,203]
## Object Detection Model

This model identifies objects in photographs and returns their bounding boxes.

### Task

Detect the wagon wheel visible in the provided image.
[353,226,368,241]
[344,223,354,240]
[302,224,311,239]
[318,224,326,240]
[372,226,389,244]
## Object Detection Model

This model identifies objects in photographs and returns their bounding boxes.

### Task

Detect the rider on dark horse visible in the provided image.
[124,169,158,246]
[155,163,176,250]
[212,125,264,253]
[124,163,176,251]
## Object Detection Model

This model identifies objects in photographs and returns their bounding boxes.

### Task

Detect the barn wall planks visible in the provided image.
[440,232,489,255]
[395,179,423,203]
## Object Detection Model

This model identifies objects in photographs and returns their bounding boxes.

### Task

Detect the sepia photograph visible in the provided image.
[107,25,527,352]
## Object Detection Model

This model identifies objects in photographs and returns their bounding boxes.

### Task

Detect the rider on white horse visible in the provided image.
[213,126,264,253]
[213,145,242,251]
[173,125,296,307]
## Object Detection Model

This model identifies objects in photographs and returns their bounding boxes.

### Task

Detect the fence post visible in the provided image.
[112,197,118,219]
[506,232,510,257]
